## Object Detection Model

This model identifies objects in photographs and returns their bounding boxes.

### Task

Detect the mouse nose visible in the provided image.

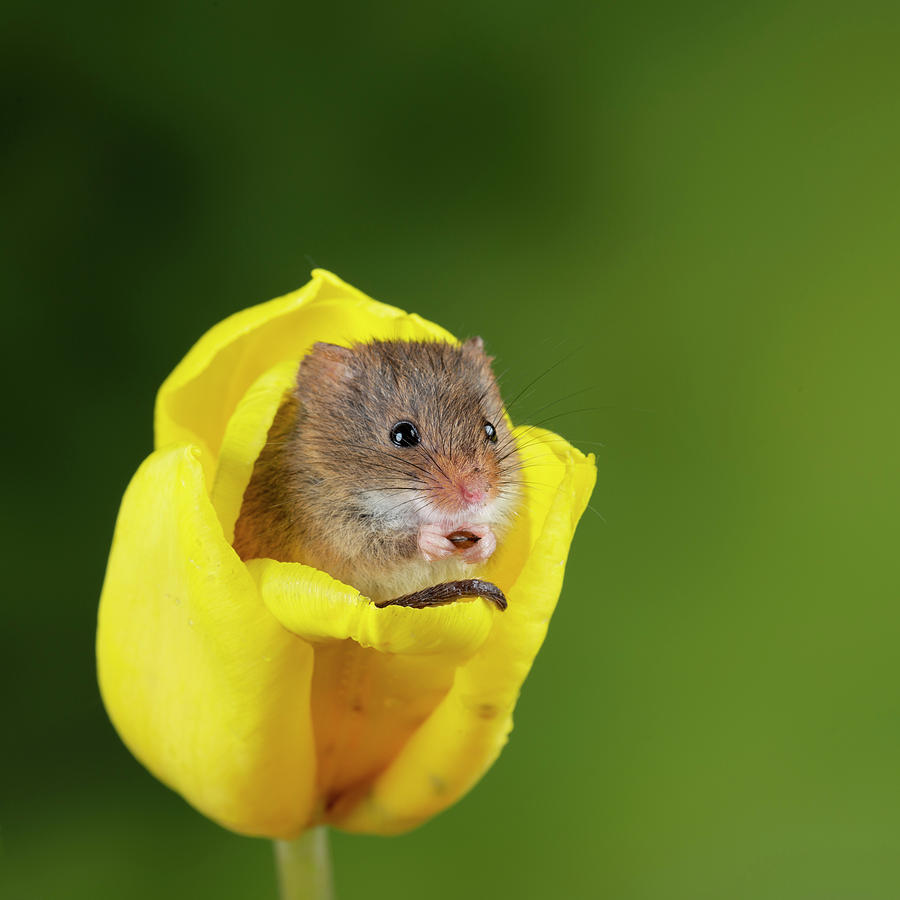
[458,480,487,505]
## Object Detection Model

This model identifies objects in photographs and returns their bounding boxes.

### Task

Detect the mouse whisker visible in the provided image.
[445,427,452,465]
[523,407,606,429]
[515,386,601,423]
[493,352,576,419]
[494,428,585,459]
[419,443,451,482]
[491,364,512,386]
[351,446,442,484]
[495,447,527,465]
[330,453,438,484]
[582,502,606,522]
[339,462,430,484]
[515,434,604,451]
[356,486,426,494]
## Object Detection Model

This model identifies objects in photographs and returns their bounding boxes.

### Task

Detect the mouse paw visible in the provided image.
[456,524,497,563]
[418,524,458,561]
[418,523,498,563]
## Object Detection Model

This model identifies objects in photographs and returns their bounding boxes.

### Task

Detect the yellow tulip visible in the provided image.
[96,269,596,839]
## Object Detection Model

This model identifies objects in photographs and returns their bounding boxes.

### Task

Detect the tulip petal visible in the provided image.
[155,270,455,462]
[251,559,496,659]
[97,444,318,838]
[332,430,597,833]
[252,558,500,811]
[210,358,301,543]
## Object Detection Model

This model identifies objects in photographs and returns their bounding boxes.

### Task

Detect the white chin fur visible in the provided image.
[412,494,518,531]
[359,490,428,528]
[352,485,522,604]
[360,489,519,532]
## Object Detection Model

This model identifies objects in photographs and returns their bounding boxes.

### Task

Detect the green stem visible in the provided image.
[274,827,335,900]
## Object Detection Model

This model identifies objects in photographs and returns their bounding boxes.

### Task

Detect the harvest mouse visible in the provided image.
[232,338,521,609]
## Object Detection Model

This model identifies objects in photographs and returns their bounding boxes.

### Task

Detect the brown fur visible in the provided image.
[232,338,521,603]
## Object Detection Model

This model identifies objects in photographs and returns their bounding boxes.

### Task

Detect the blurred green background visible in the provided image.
[3,0,900,897]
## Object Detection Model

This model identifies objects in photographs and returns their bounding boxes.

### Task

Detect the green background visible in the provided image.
[4,1,900,897]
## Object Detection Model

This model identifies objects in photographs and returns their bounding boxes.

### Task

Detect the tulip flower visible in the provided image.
[97,270,596,897]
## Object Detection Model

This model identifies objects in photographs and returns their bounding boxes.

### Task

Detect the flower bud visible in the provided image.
[97,270,596,837]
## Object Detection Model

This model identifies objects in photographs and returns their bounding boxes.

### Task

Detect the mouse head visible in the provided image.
[294,338,521,529]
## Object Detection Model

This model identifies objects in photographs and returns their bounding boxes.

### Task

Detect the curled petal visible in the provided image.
[251,559,496,659]
[211,359,301,543]
[155,270,455,462]
[97,444,318,837]
[332,429,596,832]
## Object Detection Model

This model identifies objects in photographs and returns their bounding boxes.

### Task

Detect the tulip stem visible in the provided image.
[274,827,335,900]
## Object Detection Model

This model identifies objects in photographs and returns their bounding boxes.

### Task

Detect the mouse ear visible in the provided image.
[462,336,494,364]
[296,342,355,400]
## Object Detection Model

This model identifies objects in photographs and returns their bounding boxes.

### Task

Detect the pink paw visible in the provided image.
[418,524,457,561]
[417,523,497,563]
[457,525,496,563]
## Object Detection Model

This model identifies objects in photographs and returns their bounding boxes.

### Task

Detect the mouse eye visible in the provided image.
[390,421,420,448]
[484,422,498,443]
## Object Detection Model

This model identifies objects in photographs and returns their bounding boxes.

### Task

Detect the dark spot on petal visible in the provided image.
[430,774,448,794]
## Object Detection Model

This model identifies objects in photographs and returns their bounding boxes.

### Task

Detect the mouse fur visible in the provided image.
[232,338,521,604]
